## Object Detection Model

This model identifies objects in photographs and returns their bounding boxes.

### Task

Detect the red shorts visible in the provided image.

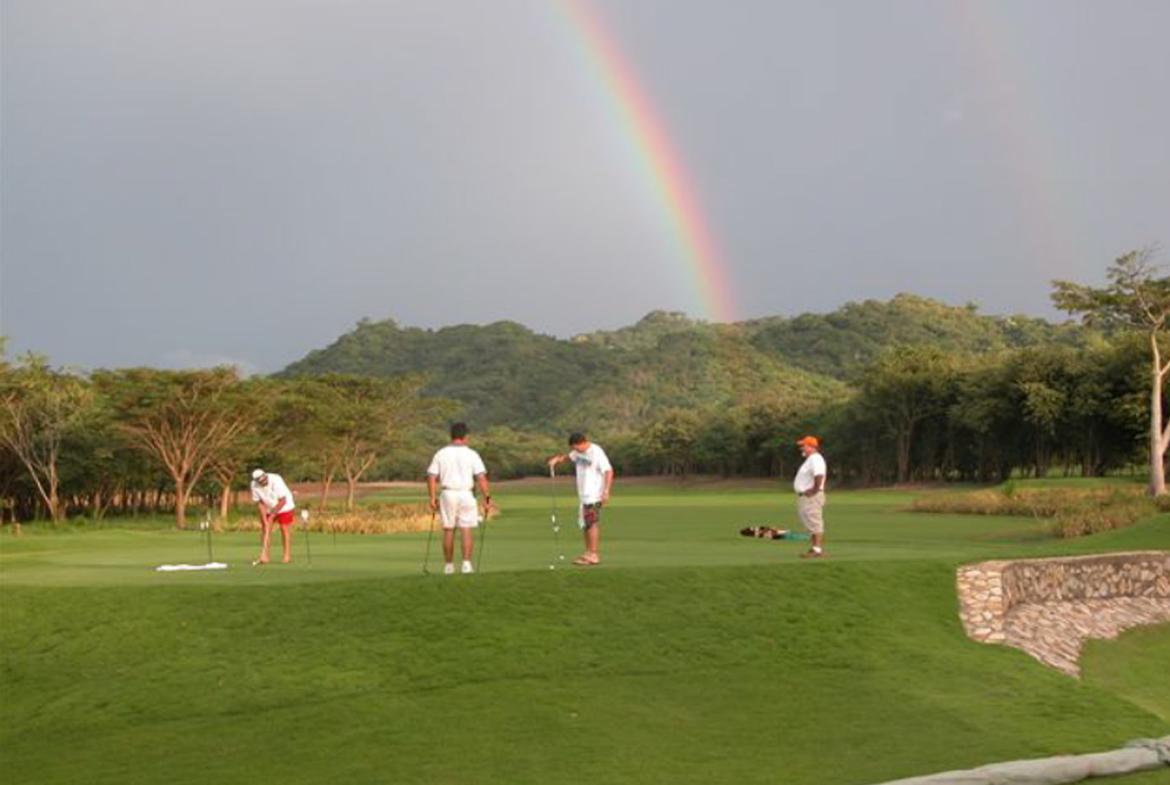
[272,511,294,526]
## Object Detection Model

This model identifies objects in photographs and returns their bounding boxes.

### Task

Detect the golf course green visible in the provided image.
[2,479,1168,785]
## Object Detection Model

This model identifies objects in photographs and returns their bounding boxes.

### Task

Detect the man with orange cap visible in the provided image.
[794,436,827,558]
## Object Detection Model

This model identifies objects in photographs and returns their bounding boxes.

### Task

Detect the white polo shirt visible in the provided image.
[569,443,613,504]
[793,452,827,494]
[427,444,487,491]
[251,473,296,512]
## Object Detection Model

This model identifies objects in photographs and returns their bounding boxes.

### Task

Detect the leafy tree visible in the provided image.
[641,408,702,477]
[313,375,450,511]
[95,368,257,528]
[0,356,95,522]
[1053,248,1170,494]
[856,346,954,483]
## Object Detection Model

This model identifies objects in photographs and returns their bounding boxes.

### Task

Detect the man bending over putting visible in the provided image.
[251,468,296,565]
[427,423,492,575]
[548,432,613,566]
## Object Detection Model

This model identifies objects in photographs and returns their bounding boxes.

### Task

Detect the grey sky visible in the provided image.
[3,0,1167,372]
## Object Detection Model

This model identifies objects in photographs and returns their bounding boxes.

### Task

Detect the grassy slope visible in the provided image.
[2,482,1168,785]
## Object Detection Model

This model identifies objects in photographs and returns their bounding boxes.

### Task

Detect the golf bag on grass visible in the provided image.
[739,526,809,541]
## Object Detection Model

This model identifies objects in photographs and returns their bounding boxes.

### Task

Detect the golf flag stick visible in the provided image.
[301,509,312,566]
[202,510,214,563]
[423,505,438,575]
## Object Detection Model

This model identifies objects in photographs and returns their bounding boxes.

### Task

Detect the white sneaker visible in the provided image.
[444,563,455,575]
[461,560,474,574]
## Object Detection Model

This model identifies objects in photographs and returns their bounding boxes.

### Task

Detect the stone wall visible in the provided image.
[956,551,1170,676]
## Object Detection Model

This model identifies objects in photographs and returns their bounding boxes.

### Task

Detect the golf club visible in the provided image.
[422,505,438,575]
[475,498,491,574]
[301,509,312,566]
[549,465,564,569]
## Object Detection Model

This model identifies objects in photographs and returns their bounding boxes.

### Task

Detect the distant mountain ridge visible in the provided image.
[279,294,1091,431]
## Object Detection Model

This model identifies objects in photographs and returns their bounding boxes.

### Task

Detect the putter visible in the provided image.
[475,499,491,574]
[422,505,438,575]
[201,510,214,564]
[301,509,312,566]
[549,465,564,569]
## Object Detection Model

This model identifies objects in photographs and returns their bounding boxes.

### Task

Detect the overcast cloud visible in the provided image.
[2,0,1168,372]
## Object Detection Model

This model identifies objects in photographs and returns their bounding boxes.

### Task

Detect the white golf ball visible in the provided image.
[549,565,555,570]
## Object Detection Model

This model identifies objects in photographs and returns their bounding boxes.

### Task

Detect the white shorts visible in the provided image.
[440,490,479,529]
[796,492,825,535]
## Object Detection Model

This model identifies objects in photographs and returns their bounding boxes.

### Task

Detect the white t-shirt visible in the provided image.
[427,444,487,491]
[251,473,296,512]
[569,443,613,504]
[793,452,827,494]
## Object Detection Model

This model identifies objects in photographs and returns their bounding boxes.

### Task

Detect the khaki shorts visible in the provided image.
[440,490,479,529]
[796,492,825,535]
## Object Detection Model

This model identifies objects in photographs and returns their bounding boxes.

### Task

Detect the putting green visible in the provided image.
[4,482,1165,587]
[1,481,1167,785]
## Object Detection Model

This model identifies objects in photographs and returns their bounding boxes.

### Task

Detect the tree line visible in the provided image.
[5,249,1168,524]
[0,356,451,528]
[610,338,1146,484]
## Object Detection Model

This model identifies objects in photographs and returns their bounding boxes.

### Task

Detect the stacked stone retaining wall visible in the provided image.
[956,551,1170,676]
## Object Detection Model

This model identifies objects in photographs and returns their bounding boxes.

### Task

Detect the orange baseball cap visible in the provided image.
[796,436,819,447]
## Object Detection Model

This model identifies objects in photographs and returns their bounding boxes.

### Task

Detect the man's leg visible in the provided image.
[461,526,474,561]
[800,495,825,557]
[575,505,600,564]
[443,528,456,564]
[586,524,600,561]
[257,520,272,563]
[280,523,291,563]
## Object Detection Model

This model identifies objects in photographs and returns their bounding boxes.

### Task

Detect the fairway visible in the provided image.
[2,481,1169,785]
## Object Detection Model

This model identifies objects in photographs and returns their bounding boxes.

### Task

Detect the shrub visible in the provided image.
[909,485,1159,538]
[224,502,433,535]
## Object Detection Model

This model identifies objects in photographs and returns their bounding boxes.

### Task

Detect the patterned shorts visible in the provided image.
[579,502,603,530]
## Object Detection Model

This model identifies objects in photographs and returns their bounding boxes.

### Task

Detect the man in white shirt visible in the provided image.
[251,468,297,565]
[548,432,614,566]
[427,423,493,575]
[793,436,827,558]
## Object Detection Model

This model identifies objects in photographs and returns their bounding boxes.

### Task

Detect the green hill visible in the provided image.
[741,293,1093,379]
[280,317,839,430]
[279,296,1092,429]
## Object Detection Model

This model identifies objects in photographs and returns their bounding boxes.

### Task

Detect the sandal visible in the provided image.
[572,555,600,566]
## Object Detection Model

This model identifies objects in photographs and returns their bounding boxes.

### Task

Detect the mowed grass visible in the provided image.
[1,479,1169,785]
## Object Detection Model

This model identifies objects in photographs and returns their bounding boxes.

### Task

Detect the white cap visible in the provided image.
[252,469,265,480]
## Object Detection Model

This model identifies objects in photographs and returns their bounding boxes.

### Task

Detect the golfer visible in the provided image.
[793,436,827,558]
[251,468,296,565]
[547,432,613,566]
[427,423,492,575]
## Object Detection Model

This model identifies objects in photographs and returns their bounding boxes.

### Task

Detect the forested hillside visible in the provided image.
[280,315,841,430]
[280,295,1090,429]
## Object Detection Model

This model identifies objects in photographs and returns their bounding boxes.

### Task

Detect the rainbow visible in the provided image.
[949,3,1081,276]
[554,0,738,323]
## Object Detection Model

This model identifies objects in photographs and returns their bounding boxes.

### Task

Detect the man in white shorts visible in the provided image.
[547,432,613,566]
[251,468,296,565]
[426,423,493,575]
[793,436,827,558]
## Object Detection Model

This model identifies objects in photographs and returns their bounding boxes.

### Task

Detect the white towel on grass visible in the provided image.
[155,563,228,572]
